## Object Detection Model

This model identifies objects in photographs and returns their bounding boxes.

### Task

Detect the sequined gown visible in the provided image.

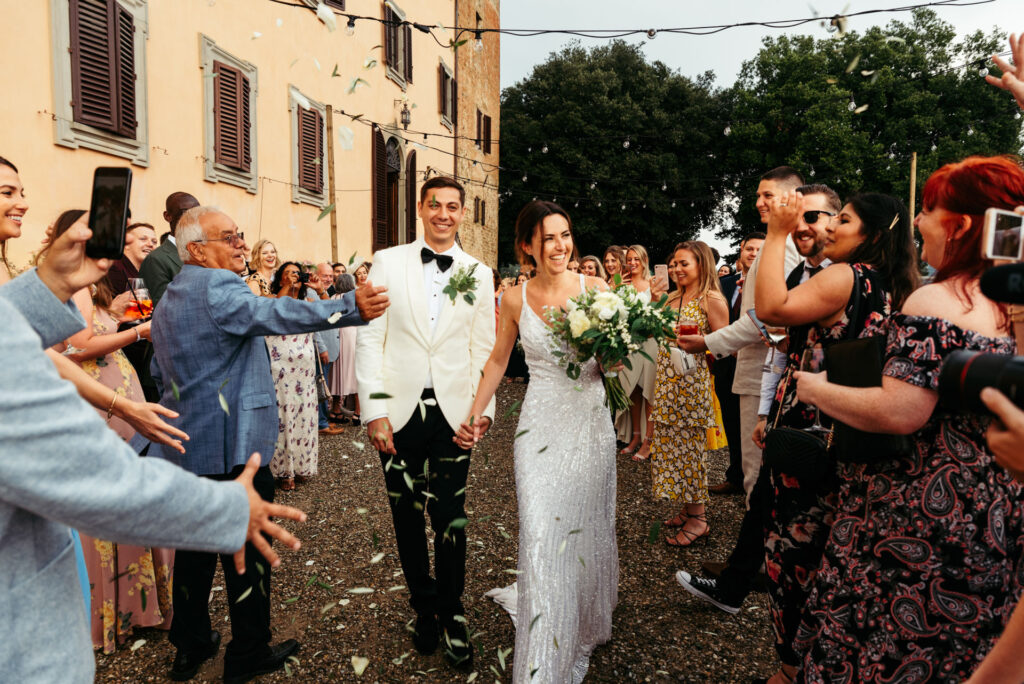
[510,277,618,683]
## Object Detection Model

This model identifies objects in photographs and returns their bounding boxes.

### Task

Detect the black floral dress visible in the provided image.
[763,264,892,666]
[795,314,1023,682]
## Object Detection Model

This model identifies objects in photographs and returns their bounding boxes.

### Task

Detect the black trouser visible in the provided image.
[718,460,771,604]
[169,464,275,665]
[713,357,743,487]
[381,389,471,620]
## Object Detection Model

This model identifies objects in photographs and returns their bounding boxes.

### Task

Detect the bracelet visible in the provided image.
[106,393,118,420]
[133,326,141,342]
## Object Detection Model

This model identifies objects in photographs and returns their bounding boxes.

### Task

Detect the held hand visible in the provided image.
[232,453,307,574]
[677,333,708,354]
[793,370,827,406]
[766,190,803,237]
[35,212,112,302]
[454,415,491,449]
[367,417,396,455]
[981,388,1024,482]
[116,399,190,454]
[752,417,768,449]
[987,33,1024,111]
[354,280,390,321]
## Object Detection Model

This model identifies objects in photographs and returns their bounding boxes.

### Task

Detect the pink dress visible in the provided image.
[74,306,174,653]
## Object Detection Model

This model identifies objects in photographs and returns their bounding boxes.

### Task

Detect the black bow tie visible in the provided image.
[421,247,454,272]
[806,264,824,277]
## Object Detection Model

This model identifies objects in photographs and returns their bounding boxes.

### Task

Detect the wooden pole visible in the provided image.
[909,151,918,219]
[325,104,339,263]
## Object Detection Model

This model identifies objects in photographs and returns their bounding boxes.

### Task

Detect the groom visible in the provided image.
[355,176,495,670]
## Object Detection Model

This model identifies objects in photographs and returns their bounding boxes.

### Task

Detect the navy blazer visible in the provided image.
[150,265,365,475]
[719,273,741,323]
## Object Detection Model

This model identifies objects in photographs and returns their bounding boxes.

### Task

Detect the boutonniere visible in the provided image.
[443,262,479,305]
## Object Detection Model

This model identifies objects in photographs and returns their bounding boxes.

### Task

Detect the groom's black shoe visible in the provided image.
[441,617,474,672]
[411,613,440,655]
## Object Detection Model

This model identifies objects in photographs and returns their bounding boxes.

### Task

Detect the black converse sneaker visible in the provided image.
[675,570,741,614]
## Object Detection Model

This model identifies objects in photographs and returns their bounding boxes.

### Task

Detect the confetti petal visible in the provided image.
[351,655,369,676]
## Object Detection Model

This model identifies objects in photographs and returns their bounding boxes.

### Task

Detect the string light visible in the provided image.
[473,31,484,53]
[346,15,356,36]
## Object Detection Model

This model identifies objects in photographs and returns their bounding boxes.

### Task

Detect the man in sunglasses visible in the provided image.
[149,206,390,683]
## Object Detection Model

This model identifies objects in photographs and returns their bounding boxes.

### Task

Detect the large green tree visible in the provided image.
[718,9,1022,244]
[497,42,730,267]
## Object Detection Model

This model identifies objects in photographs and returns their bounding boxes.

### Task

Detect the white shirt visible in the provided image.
[422,242,460,389]
[758,258,832,417]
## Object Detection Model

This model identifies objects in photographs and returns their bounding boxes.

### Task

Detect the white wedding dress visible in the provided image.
[492,275,618,683]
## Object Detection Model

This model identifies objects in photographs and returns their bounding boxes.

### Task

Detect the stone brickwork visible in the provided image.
[454,0,500,268]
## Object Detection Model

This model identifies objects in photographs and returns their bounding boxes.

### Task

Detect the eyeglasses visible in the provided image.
[203,232,246,247]
[802,210,836,224]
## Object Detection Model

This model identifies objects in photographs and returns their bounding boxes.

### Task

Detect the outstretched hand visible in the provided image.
[36,212,112,303]
[117,400,190,454]
[232,453,307,574]
[355,280,390,321]
[987,33,1024,111]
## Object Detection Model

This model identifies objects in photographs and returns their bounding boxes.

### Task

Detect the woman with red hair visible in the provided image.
[792,156,1024,682]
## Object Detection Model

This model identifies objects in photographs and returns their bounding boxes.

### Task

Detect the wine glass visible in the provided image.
[127,277,152,319]
[799,345,830,434]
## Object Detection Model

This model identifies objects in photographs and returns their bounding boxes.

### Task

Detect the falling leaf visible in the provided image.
[403,471,414,491]
[289,58,299,68]
[275,17,283,27]
[316,2,337,32]
[647,521,662,545]
[171,380,180,401]
[884,35,906,44]
[356,507,368,514]
[388,585,406,591]
[529,613,542,632]
[130,639,146,652]
[467,673,478,682]
[318,203,335,221]
[423,398,438,406]
[514,429,530,439]
[293,91,312,111]
[504,569,522,575]
[363,57,378,69]
[845,54,861,73]
[370,552,385,564]
[417,399,427,422]
[538,446,548,453]
[860,70,875,76]
[558,539,567,555]
[501,400,522,419]
[235,586,253,603]
[351,655,369,676]
[283,596,300,604]
[348,251,358,266]
[251,31,262,39]
[218,392,230,416]
[448,517,469,530]
[346,587,375,594]
[351,441,365,451]
[327,312,343,324]
[313,57,321,71]
[348,77,370,94]
[369,392,393,399]
[321,601,337,614]
[854,104,869,114]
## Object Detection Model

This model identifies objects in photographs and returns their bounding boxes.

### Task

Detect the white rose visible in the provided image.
[566,298,578,312]
[568,309,591,337]
[592,291,624,321]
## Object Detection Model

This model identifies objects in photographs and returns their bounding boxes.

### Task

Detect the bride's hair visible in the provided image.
[514,200,573,269]
[671,240,722,301]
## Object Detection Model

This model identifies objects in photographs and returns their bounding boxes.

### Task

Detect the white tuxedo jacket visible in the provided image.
[356,241,496,433]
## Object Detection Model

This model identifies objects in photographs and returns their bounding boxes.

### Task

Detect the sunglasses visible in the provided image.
[802,210,836,224]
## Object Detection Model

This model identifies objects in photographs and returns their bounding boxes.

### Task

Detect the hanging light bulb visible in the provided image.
[723,125,732,136]
[622,139,630,149]
[931,143,938,152]
[589,182,597,190]
[522,174,528,182]
[574,202,579,208]
[620,204,626,210]
[1015,111,1022,120]
[597,201,602,207]
[541,145,548,154]
[671,201,676,208]
[967,126,975,136]
[345,16,356,36]
[473,31,484,53]
[856,168,862,175]
[527,146,532,153]
[646,28,657,40]
[978,66,990,77]
[810,168,816,177]
[848,101,857,112]
[661,182,667,191]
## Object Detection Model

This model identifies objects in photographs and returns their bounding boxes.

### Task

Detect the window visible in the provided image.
[289,86,326,206]
[50,0,149,165]
[200,35,258,193]
[383,1,412,88]
[438,61,455,129]
[481,114,492,155]
[473,197,486,225]
[475,109,482,148]
[323,0,345,8]
[480,199,487,224]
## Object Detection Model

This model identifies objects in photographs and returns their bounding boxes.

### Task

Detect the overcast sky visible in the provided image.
[497,0,1014,256]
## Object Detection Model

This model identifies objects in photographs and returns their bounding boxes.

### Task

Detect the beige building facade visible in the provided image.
[3,0,498,270]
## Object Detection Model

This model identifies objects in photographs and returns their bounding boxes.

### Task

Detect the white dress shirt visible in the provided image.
[422,242,460,389]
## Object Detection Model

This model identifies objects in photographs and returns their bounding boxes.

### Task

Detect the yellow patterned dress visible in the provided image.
[75,306,174,653]
[649,297,713,503]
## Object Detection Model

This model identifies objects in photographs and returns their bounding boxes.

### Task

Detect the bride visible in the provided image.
[457,200,618,683]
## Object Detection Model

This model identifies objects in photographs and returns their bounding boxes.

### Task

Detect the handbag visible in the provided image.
[669,347,699,376]
[314,354,331,404]
[823,269,911,464]
[762,370,830,483]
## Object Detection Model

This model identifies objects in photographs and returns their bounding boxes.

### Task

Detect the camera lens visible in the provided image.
[938,350,1024,414]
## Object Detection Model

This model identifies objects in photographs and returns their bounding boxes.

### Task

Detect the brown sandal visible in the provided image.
[664,511,689,527]
[665,515,709,547]
[278,477,295,491]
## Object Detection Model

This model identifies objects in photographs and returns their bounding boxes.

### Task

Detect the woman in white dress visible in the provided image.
[460,201,618,683]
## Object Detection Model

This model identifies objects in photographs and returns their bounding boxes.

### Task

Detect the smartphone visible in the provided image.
[86,167,132,260]
[654,263,669,290]
[746,309,787,346]
[983,208,1024,261]
[299,272,311,284]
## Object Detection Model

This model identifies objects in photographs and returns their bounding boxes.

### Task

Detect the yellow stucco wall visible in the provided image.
[2,0,459,269]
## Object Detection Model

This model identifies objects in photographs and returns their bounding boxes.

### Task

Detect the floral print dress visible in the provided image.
[76,306,174,653]
[266,332,319,479]
[796,314,1023,682]
[763,264,891,666]
[649,296,713,503]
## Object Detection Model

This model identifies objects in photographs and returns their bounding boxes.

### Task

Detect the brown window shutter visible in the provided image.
[481,200,486,224]
[213,61,248,170]
[473,197,480,223]
[240,72,251,172]
[382,6,395,70]
[371,129,388,252]
[452,79,457,125]
[475,109,482,147]
[69,0,117,132]
[438,65,446,117]
[403,25,413,83]
[482,115,492,155]
[114,5,137,138]
[324,0,345,8]
[405,150,417,243]
[298,107,323,194]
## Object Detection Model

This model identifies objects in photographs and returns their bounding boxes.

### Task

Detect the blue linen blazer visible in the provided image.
[0,270,250,683]
[149,265,365,475]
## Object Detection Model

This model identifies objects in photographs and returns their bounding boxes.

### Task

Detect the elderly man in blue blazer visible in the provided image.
[150,205,388,683]
[0,218,307,684]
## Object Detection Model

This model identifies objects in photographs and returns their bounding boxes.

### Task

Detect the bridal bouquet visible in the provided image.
[545,280,677,411]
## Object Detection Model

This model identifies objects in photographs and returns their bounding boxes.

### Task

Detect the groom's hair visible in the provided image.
[420,176,465,207]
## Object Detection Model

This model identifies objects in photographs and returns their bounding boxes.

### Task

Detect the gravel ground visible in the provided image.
[95,383,776,682]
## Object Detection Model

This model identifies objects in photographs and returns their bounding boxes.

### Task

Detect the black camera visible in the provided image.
[938,350,1024,414]
[299,272,311,284]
